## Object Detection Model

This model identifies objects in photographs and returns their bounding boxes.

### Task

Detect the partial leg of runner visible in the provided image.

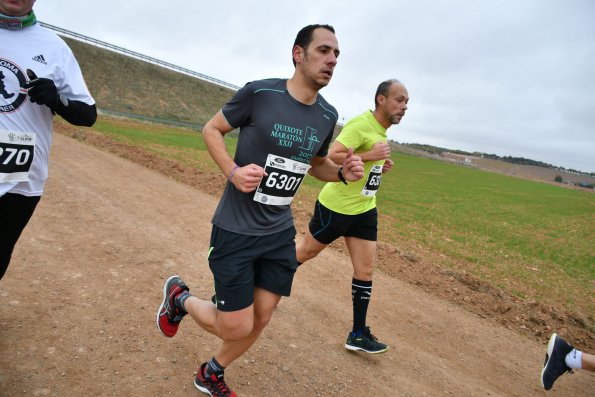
[0,193,41,279]
[190,288,279,397]
[344,237,388,354]
[296,228,329,264]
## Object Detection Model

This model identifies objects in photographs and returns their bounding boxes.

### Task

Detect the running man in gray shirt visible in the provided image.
[156,24,364,397]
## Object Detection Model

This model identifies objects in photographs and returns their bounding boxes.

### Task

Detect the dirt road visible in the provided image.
[1,134,593,396]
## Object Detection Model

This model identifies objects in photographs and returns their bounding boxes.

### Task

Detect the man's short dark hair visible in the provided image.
[292,24,335,66]
[374,79,401,107]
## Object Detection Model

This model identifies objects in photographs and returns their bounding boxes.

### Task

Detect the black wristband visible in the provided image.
[338,166,348,185]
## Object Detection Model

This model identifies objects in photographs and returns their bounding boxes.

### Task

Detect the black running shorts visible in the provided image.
[208,225,298,312]
[308,200,377,245]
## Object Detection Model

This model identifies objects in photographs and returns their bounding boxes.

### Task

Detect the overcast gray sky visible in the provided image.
[34,0,595,172]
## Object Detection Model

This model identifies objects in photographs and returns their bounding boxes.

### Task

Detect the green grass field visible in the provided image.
[89,117,595,318]
[378,154,594,307]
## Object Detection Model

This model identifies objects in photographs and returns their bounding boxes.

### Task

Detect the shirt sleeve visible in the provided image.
[221,82,255,129]
[335,118,367,151]
[57,45,95,106]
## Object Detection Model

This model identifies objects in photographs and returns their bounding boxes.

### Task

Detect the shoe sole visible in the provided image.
[194,378,213,396]
[156,275,180,337]
[540,333,557,389]
[344,343,389,354]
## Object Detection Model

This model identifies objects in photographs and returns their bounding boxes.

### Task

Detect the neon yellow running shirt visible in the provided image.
[318,110,388,215]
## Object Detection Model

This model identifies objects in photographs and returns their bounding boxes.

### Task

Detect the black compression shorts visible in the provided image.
[308,200,377,245]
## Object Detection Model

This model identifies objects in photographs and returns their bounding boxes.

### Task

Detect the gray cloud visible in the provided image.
[34,0,595,171]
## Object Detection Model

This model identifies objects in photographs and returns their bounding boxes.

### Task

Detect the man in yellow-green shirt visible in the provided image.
[297,79,409,354]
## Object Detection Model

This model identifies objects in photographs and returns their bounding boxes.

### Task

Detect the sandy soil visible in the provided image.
[1,133,593,396]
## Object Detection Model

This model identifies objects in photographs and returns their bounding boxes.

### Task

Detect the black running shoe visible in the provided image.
[194,363,237,397]
[345,326,389,354]
[156,275,189,338]
[541,333,574,390]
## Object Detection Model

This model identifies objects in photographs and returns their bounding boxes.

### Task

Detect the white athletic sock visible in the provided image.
[565,349,583,369]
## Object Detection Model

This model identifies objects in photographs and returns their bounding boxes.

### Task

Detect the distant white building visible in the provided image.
[440,152,475,167]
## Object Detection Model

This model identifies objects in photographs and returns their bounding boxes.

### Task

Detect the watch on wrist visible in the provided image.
[338,166,348,185]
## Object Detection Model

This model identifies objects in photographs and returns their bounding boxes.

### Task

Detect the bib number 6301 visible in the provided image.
[253,154,310,205]
[265,172,303,191]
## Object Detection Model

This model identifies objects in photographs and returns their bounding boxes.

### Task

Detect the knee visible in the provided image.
[299,245,320,263]
[218,317,253,341]
[252,312,273,333]
[353,266,374,281]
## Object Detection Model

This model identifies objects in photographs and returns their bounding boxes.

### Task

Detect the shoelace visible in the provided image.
[363,328,379,342]
[165,286,185,322]
[211,373,231,395]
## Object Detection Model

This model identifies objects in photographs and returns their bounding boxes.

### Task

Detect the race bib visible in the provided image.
[361,164,383,196]
[254,154,310,205]
[0,129,36,183]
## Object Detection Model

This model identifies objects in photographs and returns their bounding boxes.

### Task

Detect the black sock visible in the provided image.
[205,356,225,376]
[352,278,372,332]
[174,290,191,313]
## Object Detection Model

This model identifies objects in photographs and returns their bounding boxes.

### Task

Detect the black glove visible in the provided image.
[23,69,64,111]
[22,69,96,127]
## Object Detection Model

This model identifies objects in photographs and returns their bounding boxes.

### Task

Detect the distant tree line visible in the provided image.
[397,143,594,177]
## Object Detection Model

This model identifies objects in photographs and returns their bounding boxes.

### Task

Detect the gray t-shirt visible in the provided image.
[211,78,338,235]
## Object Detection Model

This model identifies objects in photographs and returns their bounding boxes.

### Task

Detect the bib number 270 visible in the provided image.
[0,129,36,183]
[1,147,32,166]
